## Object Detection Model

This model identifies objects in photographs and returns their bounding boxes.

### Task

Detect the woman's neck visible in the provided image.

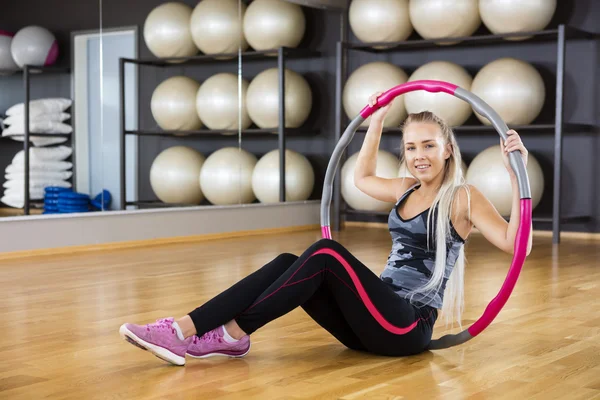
[416,176,444,199]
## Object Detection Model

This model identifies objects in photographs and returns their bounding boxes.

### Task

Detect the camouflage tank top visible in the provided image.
[380,184,465,309]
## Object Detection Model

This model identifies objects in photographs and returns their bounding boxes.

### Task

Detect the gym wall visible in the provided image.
[0,0,598,234]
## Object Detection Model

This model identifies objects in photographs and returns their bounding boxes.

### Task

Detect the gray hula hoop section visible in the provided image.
[320,115,365,229]
[454,88,531,199]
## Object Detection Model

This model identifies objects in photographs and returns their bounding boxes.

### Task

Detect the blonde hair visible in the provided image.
[399,111,470,328]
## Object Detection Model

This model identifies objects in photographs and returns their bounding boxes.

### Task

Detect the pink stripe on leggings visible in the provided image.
[313,248,420,335]
[246,246,421,335]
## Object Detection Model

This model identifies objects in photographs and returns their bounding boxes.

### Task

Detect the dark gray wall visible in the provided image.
[1,0,598,233]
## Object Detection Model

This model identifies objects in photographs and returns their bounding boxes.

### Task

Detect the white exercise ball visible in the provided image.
[349,0,413,45]
[342,150,400,211]
[404,61,473,126]
[343,61,408,128]
[409,0,480,42]
[190,0,248,55]
[246,68,312,129]
[252,149,315,203]
[480,0,557,40]
[466,145,544,216]
[200,147,258,205]
[151,76,202,131]
[0,31,18,73]
[243,0,305,51]
[196,73,252,130]
[150,146,205,204]
[471,58,545,125]
[10,26,58,68]
[143,2,198,59]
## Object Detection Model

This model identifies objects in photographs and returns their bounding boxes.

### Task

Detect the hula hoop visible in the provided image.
[320,80,532,350]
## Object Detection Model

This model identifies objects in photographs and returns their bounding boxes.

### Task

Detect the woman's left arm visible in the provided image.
[467,130,533,255]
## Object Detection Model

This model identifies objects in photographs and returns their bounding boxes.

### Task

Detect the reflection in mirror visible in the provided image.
[73,26,138,212]
[120,0,249,211]
[0,25,72,217]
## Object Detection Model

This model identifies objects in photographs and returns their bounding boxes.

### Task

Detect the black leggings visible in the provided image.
[188,239,438,357]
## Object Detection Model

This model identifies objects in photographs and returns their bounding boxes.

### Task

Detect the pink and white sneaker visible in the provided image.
[186,326,251,359]
[119,317,192,366]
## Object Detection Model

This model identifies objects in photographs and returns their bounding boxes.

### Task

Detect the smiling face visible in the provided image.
[402,121,451,185]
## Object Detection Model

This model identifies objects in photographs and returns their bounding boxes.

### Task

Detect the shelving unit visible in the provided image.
[119,46,321,210]
[0,65,73,215]
[334,24,598,244]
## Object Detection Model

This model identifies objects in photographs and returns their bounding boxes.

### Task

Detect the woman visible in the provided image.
[119,92,532,366]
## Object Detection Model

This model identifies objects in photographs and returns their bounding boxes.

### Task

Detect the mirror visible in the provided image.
[0,7,90,217]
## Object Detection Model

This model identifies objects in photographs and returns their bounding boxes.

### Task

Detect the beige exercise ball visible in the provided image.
[342,150,400,211]
[480,0,557,40]
[151,76,202,130]
[200,147,257,205]
[196,73,251,130]
[404,61,473,126]
[150,146,205,204]
[471,58,545,125]
[190,0,248,55]
[349,0,413,46]
[409,0,480,42]
[343,62,408,128]
[143,2,198,59]
[251,149,315,203]
[246,68,312,129]
[243,0,305,51]
[398,159,468,178]
[466,145,544,216]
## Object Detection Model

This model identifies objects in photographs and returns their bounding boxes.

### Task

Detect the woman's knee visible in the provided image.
[276,253,299,264]
[308,238,347,254]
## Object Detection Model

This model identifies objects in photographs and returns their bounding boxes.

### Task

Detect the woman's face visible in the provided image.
[402,122,451,184]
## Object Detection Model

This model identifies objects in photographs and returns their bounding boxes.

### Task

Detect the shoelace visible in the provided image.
[193,329,220,344]
[146,318,175,334]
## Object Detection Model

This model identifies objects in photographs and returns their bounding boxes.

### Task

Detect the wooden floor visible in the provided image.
[0,226,599,399]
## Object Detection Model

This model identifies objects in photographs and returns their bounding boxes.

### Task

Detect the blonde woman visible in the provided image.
[120,92,532,366]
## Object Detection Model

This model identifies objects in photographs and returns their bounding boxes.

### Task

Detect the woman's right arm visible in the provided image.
[353,93,416,203]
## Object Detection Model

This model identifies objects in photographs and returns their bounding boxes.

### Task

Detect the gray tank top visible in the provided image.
[380,184,465,309]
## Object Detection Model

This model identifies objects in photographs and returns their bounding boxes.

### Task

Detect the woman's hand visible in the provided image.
[368,92,392,122]
[500,129,528,179]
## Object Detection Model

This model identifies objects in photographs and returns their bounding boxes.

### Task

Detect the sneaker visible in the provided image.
[119,317,192,366]
[186,326,251,359]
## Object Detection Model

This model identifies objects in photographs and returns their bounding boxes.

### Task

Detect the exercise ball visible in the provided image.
[151,76,202,131]
[343,61,408,128]
[190,0,248,55]
[349,0,412,46]
[480,0,557,40]
[252,149,315,203]
[243,0,305,51]
[0,31,18,73]
[471,58,545,125]
[150,146,205,204]
[342,150,400,211]
[409,0,480,42]
[143,2,198,59]
[404,61,473,126]
[196,73,252,130]
[466,145,544,216]
[200,147,258,205]
[246,68,312,129]
[10,26,58,68]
